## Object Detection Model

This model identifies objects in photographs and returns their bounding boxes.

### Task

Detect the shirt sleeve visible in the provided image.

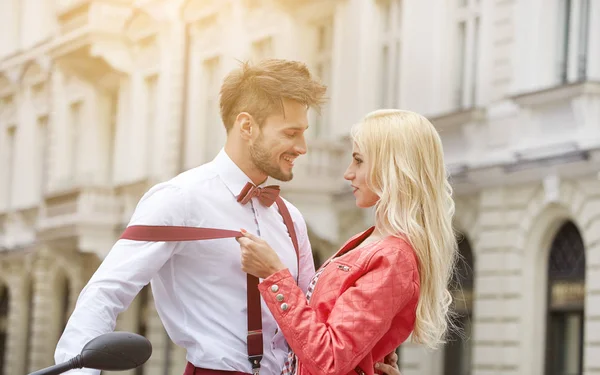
[258,245,418,375]
[53,183,189,375]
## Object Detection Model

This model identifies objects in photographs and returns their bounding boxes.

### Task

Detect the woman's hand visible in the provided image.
[236,229,287,279]
[375,351,401,375]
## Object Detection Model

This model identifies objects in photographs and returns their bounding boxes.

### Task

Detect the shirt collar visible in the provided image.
[213,148,274,198]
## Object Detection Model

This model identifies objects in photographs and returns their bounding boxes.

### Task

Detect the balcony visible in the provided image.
[511,81,600,151]
[48,0,134,87]
[54,0,132,40]
[274,0,333,12]
[0,215,6,251]
[37,185,121,255]
[114,179,153,231]
[280,139,348,194]
[0,208,39,253]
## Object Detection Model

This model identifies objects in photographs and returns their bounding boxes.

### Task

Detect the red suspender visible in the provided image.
[119,196,299,374]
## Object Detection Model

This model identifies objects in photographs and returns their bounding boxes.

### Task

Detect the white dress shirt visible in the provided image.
[54,149,315,375]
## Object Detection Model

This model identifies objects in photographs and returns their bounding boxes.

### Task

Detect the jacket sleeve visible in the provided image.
[258,245,418,375]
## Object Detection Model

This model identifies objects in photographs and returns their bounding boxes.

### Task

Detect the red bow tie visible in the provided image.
[237,182,281,207]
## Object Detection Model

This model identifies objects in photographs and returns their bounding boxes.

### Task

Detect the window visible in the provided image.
[69,102,82,184]
[444,235,474,375]
[453,0,480,109]
[0,285,9,375]
[311,18,333,138]
[145,75,158,177]
[107,93,118,184]
[60,277,71,335]
[135,287,150,375]
[556,0,590,83]
[202,57,222,161]
[4,0,21,54]
[23,280,33,374]
[36,116,48,196]
[6,126,16,207]
[379,0,402,108]
[545,221,585,375]
[251,37,273,62]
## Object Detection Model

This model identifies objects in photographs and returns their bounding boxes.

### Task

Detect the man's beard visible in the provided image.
[249,136,294,182]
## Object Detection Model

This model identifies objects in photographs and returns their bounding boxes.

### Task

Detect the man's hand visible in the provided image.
[375,351,401,375]
[236,229,287,279]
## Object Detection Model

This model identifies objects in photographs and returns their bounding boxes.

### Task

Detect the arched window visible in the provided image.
[136,286,150,375]
[60,276,71,334]
[53,272,71,346]
[545,221,585,375]
[444,234,474,375]
[0,284,9,375]
[24,279,34,373]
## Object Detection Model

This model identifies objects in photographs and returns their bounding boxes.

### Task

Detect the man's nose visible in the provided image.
[295,135,307,155]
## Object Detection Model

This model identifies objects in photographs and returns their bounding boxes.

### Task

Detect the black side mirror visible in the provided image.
[81,331,153,371]
[28,331,152,375]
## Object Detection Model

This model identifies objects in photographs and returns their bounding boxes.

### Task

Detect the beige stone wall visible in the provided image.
[400,176,600,375]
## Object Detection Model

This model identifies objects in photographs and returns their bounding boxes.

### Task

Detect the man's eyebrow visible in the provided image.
[286,124,309,131]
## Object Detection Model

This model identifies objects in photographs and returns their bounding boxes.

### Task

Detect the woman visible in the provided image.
[236,109,458,375]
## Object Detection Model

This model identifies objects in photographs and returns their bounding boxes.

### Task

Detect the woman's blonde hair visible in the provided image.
[350,109,458,349]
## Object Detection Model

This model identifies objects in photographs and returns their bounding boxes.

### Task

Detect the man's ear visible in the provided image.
[236,112,254,140]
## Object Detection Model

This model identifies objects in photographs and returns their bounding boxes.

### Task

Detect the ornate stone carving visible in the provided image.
[182,0,222,24]
[125,8,159,42]
[0,89,17,125]
[49,1,135,85]
[0,72,17,96]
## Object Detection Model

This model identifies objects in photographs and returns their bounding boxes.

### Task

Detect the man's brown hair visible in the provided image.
[219,59,327,132]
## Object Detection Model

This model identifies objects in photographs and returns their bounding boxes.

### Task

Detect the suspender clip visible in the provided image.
[249,355,262,375]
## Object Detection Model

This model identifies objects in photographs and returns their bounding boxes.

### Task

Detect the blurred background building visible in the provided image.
[0,0,599,374]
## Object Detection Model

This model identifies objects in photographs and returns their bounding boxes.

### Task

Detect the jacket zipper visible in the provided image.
[337,264,351,271]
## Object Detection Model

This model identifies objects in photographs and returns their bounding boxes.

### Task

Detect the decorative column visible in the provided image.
[141,293,171,375]
[104,297,140,375]
[579,178,600,375]
[471,186,524,375]
[45,66,69,192]
[3,264,33,375]
[586,0,600,81]
[27,249,57,373]
[140,0,188,182]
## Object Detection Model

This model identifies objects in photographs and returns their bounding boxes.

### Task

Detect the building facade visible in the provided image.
[0,0,599,375]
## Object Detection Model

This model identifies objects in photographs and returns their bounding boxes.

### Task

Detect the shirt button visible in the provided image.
[276,294,284,302]
[271,285,279,293]
[281,303,289,311]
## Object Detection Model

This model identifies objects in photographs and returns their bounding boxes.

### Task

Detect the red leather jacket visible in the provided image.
[258,227,420,375]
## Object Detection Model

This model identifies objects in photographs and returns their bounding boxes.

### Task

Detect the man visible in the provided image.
[54,59,327,375]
